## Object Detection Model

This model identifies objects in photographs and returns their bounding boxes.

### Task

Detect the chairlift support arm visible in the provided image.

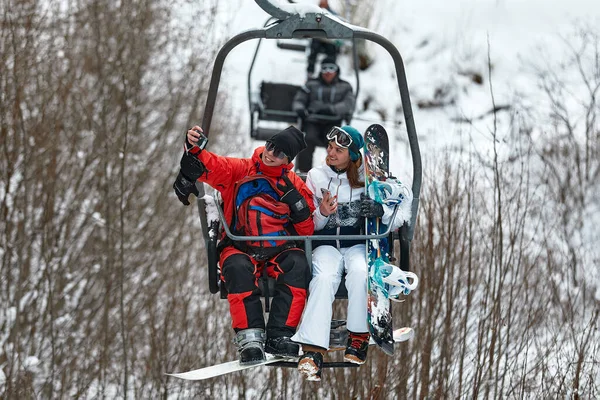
[255,0,293,21]
[196,1,421,296]
[200,4,421,236]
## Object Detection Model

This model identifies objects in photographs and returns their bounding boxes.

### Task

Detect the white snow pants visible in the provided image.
[291,243,368,350]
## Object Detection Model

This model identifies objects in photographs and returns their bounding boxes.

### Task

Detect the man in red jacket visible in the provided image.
[173,125,315,365]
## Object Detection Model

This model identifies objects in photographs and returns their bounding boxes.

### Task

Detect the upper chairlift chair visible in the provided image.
[195,0,422,368]
[249,15,361,141]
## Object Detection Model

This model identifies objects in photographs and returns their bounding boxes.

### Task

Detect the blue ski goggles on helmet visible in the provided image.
[265,141,289,160]
[326,126,353,148]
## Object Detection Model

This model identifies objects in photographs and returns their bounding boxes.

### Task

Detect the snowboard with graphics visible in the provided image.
[363,124,395,356]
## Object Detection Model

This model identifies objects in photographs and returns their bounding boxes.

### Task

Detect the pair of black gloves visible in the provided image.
[296,104,336,119]
[173,132,208,206]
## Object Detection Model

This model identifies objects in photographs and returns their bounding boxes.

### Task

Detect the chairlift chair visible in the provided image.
[249,15,361,141]
[194,0,422,368]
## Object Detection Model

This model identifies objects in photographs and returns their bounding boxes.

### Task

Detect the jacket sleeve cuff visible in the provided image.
[313,206,329,230]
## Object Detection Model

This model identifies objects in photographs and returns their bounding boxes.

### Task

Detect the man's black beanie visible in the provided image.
[267,126,307,161]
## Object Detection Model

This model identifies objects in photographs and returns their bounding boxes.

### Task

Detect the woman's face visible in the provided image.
[326,141,351,169]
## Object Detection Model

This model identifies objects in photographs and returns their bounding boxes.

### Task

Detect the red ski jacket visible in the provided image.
[195,146,315,238]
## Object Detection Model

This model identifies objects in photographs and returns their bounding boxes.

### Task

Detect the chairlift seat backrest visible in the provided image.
[258,82,301,119]
[252,82,303,140]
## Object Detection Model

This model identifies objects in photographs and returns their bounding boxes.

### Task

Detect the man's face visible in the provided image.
[263,142,289,167]
[320,63,338,84]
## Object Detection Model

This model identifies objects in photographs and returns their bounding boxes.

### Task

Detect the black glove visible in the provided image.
[276,175,311,223]
[180,145,207,181]
[359,193,384,218]
[296,108,309,119]
[173,140,207,206]
[173,170,199,206]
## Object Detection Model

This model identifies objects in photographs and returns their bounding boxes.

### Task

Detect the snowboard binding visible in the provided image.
[372,258,419,300]
[367,179,411,205]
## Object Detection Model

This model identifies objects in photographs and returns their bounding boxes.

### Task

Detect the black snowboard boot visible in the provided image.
[298,351,324,381]
[265,335,300,357]
[235,328,266,366]
[344,332,369,364]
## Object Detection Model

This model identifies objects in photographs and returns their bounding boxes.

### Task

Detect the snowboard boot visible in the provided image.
[344,332,370,364]
[298,350,324,382]
[265,335,300,357]
[234,328,266,366]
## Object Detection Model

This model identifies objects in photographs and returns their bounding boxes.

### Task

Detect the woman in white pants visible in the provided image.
[291,126,401,381]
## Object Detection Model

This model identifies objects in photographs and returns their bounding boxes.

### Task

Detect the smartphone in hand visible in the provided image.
[321,188,338,207]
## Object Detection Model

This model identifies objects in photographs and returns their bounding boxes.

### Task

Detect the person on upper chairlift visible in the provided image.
[172,125,315,366]
[306,0,342,79]
[293,58,356,174]
[290,126,406,381]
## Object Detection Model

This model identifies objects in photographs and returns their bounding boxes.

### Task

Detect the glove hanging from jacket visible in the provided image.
[276,175,310,223]
[173,129,208,206]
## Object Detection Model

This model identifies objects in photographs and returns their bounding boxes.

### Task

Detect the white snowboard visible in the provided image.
[167,327,414,381]
[167,354,297,381]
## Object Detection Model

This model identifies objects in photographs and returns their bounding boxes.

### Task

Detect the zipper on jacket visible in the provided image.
[335,170,341,250]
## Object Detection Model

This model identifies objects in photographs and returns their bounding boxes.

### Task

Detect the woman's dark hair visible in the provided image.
[346,157,364,188]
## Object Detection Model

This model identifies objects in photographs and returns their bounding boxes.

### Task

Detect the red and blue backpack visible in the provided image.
[231,175,297,259]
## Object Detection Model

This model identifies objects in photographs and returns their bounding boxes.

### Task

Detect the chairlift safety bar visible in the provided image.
[214,195,401,266]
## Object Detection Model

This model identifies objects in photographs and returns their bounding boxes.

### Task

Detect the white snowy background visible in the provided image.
[186,0,600,396]
[181,0,600,397]
[1,0,599,398]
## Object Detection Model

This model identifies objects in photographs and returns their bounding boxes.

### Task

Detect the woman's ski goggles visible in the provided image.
[321,63,339,73]
[265,141,288,160]
[326,126,353,148]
